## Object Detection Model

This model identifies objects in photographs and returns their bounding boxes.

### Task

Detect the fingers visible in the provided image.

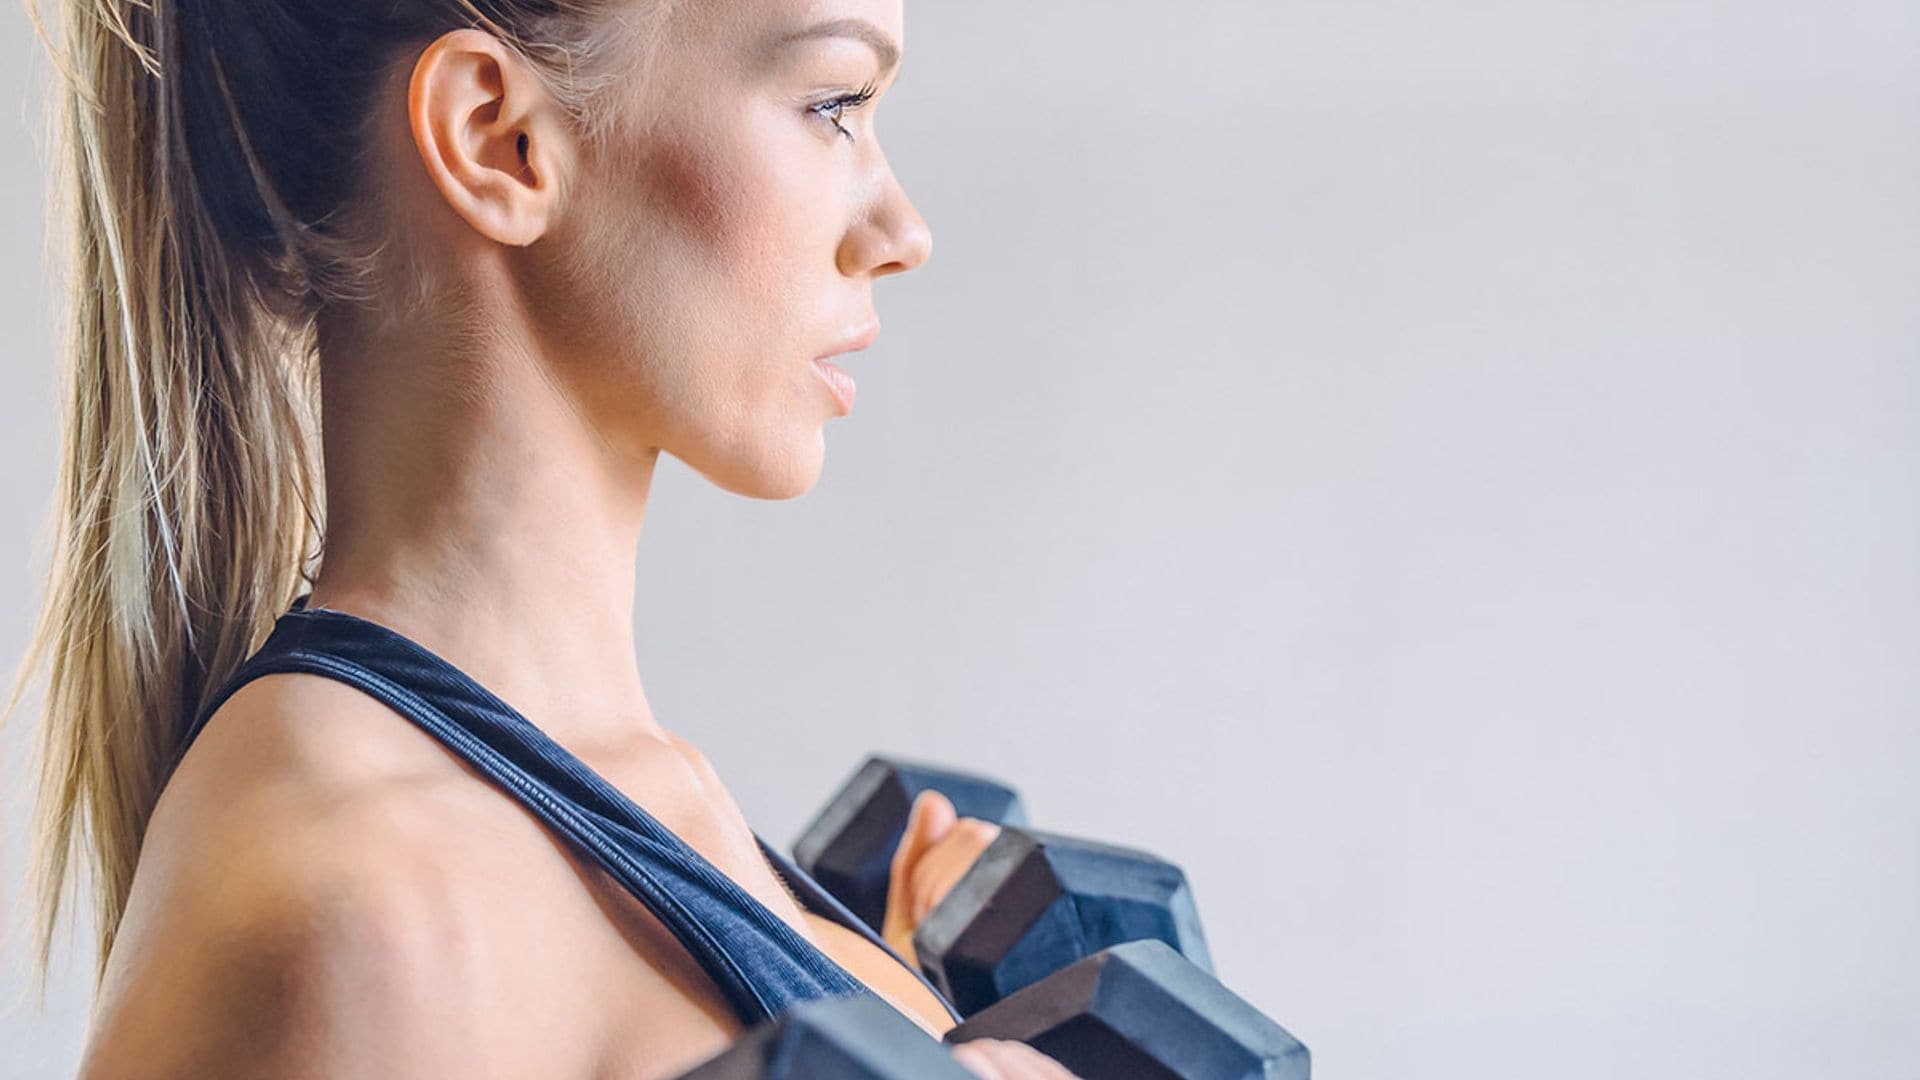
[884,794,1006,972]
[884,791,957,956]
[907,817,1002,925]
[951,1041,1007,1080]
[890,791,957,896]
[952,1039,1082,1079]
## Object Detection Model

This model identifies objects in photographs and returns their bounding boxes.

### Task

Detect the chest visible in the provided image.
[435,763,956,1076]
[579,744,958,1032]
[658,822,960,1039]
[794,908,957,1038]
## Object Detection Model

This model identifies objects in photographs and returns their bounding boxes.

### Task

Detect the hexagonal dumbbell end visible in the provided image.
[915,826,1214,1017]
[674,993,974,1079]
[792,755,1029,934]
[944,939,1310,1080]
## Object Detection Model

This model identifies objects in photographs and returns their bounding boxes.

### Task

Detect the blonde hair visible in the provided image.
[6,0,676,1001]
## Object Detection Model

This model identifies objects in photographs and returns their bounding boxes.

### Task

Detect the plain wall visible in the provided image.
[5,1,1916,1077]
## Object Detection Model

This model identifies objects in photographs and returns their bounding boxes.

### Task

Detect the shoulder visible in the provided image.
[135,670,491,960]
[180,668,472,797]
[89,671,741,1078]
[83,675,550,1078]
[85,794,495,1078]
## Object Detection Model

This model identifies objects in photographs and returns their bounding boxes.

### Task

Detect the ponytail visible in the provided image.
[7,0,675,1003]
[5,0,322,997]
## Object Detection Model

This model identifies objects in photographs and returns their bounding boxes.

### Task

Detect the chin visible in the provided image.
[677,428,826,501]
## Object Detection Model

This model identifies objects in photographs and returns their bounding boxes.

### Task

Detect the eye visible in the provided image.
[810,80,879,143]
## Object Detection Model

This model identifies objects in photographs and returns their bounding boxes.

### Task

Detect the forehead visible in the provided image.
[664,0,906,65]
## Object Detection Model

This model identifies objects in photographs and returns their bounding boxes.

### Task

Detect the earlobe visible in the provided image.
[406,28,567,248]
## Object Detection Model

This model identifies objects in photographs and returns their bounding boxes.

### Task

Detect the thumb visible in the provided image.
[891,790,957,885]
[885,790,956,937]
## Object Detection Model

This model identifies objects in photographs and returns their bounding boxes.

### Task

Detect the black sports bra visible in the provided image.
[180,596,961,1029]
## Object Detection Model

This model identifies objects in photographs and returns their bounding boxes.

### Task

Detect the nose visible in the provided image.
[839,162,933,279]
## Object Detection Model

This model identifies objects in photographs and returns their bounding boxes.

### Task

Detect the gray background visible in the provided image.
[5,1,1917,1077]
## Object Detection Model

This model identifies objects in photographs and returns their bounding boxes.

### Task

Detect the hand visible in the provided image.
[951,1038,1083,1079]
[882,790,1002,970]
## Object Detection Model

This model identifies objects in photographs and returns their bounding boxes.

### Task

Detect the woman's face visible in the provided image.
[522,0,931,499]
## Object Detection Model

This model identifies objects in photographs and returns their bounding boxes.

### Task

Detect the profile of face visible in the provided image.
[459,0,932,501]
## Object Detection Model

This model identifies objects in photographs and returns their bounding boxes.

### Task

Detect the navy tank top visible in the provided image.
[178,595,962,1030]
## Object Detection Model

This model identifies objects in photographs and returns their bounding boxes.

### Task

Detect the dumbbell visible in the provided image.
[672,940,1312,1079]
[918,823,1217,1016]
[947,939,1310,1080]
[793,756,1214,1015]
[792,756,1030,934]
[673,993,972,1079]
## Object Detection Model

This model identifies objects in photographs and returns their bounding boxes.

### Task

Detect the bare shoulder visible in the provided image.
[86,672,741,1080]
[83,674,571,1078]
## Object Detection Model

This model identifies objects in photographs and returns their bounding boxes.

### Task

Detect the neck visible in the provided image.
[306,307,666,756]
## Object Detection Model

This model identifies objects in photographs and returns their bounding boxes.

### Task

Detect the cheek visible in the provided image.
[531,106,849,444]
[645,130,754,254]
[637,118,832,318]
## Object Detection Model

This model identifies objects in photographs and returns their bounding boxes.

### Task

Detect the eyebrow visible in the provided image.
[774,17,901,75]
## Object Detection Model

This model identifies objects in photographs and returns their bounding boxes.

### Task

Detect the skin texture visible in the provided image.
[79,0,1077,1076]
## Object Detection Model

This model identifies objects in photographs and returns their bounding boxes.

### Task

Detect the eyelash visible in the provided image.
[811,81,879,142]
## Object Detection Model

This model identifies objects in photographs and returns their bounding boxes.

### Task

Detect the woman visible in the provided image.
[13,0,1072,1074]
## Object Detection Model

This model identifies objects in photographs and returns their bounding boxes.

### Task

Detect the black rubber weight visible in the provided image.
[945,940,1311,1080]
[673,993,973,1079]
[792,755,1029,934]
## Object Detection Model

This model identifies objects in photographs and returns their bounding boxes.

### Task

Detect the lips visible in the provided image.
[815,321,881,363]
[812,357,857,414]
[811,321,878,417]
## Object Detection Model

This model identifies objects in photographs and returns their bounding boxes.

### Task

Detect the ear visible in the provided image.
[406,28,572,247]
